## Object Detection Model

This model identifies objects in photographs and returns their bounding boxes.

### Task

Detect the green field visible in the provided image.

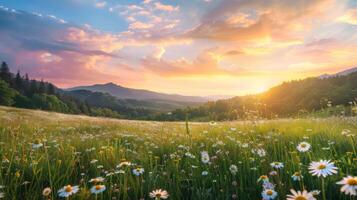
[0,106,356,199]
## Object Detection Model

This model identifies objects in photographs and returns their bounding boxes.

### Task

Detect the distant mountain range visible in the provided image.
[67,82,208,102]
[319,67,357,79]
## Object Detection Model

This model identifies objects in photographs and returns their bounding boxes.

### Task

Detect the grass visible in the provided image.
[0,106,356,199]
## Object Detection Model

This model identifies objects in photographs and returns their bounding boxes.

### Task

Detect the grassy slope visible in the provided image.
[0,106,356,199]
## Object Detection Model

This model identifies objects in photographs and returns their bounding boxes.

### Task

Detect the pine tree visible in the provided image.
[24,73,31,96]
[14,70,24,94]
[47,83,56,95]
[29,80,38,96]
[38,79,46,94]
[0,62,11,83]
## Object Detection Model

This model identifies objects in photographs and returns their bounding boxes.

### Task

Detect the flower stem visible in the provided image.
[321,178,326,200]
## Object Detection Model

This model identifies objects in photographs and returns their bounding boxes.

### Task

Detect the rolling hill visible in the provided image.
[67,82,207,102]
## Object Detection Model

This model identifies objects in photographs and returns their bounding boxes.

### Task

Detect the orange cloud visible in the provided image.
[186,0,336,43]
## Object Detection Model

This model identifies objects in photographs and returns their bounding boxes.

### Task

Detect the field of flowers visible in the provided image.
[0,106,356,200]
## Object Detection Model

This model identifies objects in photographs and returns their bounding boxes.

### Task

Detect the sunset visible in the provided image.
[0,1,356,200]
[1,0,356,95]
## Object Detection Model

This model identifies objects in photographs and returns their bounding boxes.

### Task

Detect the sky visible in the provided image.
[0,0,356,96]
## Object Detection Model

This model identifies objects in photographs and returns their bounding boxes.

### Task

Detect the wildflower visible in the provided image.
[258,175,269,183]
[286,189,316,200]
[291,172,303,181]
[262,189,278,200]
[263,182,276,190]
[133,167,145,176]
[42,187,52,197]
[270,162,284,169]
[341,129,351,135]
[311,190,320,196]
[118,160,132,168]
[209,121,217,126]
[336,176,357,196]
[252,148,266,157]
[201,151,210,164]
[15,171,21,178]
[90,159,98,164]
[229,164,238,175]
[297,142,311,152]
[308,160,338,177]
[0,193,4,199]
[201,171,208,176]
[32,139,43,149]
[149,189,169,199]
[269,171,277,176]
[90,185,106,194]
[89,177,105,183]
[58,185,79,198]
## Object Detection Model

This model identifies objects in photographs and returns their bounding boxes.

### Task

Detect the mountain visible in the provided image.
[67,82,207,102]
[319,67,357,79]
[66,89,202,112]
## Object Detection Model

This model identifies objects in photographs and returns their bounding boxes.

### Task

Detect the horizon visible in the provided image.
[0,0,356,96]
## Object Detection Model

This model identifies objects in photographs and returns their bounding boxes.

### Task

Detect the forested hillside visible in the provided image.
[164,72,357,121]
[0,62,157,119]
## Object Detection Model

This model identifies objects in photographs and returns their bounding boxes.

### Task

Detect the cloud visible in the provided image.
[142,48,230,76]
[185,0,337,42]
[0,7,125,87]
[95,1,107,8]
[337,8,357,25]
[129,21,154,29]
[154,2,179,12]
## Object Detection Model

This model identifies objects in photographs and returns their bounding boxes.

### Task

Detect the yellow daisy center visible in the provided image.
[294,172,301,176]
[347,178,357,186]
[318,164,326,170]
[65,185,72,193]
[266,190,273,195]
[295,196,307,200]
[301,144,306,148]
[156,193,161,198]
[260,175,268,179]
[95,185,102,190]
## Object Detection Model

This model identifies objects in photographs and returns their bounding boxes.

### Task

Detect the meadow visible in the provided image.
[0,106,356,200]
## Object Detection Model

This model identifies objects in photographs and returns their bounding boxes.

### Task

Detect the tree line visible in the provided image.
[1,61,356,121]
[0,61,157,119]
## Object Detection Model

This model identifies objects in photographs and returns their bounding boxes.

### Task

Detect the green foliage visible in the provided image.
[0,79,17,106]
[169,72,357,121]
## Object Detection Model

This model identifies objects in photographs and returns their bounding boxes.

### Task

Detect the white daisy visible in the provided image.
[149,189,169,199]
[58,185,79,198]
[336,176,357,196]
[311,190,320,196]
[287,189,316,200]
[89,177,105,183]
[297,142,311,152]
[90,185,106,194]
[132,167,145,176]
[229,164,238,175]
[291,172,303,181]
[201,151,210,164]
[262,189,278,200]
[308,160,338,177]
[270,162,284,169]
[117,160,132,168]
[32,140,43,149]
